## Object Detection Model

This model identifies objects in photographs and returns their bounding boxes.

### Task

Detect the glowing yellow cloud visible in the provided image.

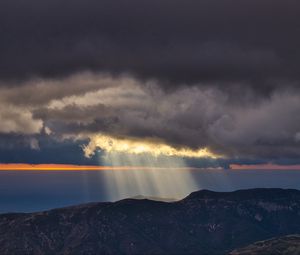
[83,134,220,158]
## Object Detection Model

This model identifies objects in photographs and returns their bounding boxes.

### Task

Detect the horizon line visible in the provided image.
[0,163,211,171]
[0,163,300,171]
[230,163,300,170]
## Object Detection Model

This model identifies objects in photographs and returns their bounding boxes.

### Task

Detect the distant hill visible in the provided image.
[130,195,177,202]
[0,188,300,254]
[230,235,300,255]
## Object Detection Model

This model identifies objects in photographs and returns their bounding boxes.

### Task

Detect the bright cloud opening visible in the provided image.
[83,134,220,159]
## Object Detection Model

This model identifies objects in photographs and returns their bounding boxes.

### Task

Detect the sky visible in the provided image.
[1,0,300,212]
[0,0,300,168]
[2,169,300,213]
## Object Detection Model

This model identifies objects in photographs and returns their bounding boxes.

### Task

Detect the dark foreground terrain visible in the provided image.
[231,235,300,255]
[1,188,300,254]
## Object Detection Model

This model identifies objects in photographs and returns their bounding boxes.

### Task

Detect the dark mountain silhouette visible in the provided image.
[130,195,177,203]
[0,188,300,254]
[230,235,300,255]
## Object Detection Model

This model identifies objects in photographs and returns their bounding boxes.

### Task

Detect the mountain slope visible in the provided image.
[0,188,300,254]
[230,235,300,255]
[130,195,177,202]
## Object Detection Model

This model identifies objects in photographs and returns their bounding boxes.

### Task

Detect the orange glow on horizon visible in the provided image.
[0,163,160,171]
[0,163,199,171]
[2,163,300,171]
[230,163,300,170]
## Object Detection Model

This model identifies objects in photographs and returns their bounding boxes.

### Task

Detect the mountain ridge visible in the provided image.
[230,235,300,255]
[1,188,300,254]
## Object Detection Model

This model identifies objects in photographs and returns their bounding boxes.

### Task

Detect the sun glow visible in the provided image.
[83,134,219,159]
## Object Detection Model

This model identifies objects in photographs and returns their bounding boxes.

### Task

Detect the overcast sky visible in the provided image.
[0,0,300,167]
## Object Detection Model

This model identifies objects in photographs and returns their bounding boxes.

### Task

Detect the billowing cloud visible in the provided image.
[0,73,298,160]
[0,104,42,134]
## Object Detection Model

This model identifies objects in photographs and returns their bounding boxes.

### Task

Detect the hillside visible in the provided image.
[0,188,300,254]
[230,235,300,255]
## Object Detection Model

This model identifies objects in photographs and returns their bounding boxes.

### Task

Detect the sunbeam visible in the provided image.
[100,152,199,200]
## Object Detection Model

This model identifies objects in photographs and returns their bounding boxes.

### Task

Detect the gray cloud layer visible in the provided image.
[0,74,299,159]
[0,0,300,93]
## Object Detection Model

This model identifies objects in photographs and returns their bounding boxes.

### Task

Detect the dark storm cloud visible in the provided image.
[26,79,300,159]
[0,0,300,92]
[0,69,299,161]
[0,133,99,165]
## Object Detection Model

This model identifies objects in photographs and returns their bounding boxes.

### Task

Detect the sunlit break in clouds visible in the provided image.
[83,134,220,159]
[79,134,214,199]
